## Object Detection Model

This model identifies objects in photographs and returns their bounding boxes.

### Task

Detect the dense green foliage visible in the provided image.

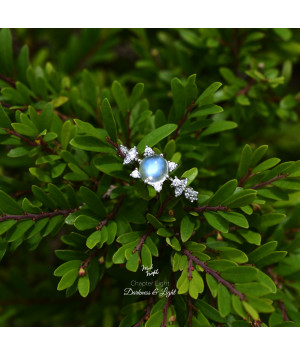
[0,28,300,326]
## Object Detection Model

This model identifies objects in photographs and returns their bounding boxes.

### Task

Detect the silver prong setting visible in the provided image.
[120,144,198,202]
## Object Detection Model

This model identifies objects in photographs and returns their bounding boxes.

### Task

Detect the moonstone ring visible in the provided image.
[119,145,198,202]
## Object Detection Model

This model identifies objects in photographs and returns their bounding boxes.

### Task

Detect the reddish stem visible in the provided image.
[0,73,16,88]
[251,173,289,190]
[133,194,173,253]
[134,295,154,327]
[106,136,126,158]
[183,249,246,300]
[0,208,79,223]
[185,204,229,213]
[172,102,195,140]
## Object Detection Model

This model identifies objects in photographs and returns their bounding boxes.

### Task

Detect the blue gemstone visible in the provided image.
[139,155,168,184]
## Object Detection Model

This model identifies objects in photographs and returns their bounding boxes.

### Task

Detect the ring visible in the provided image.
[120,144,198,202]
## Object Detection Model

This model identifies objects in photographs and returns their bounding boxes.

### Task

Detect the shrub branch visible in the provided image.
[0,208,79,223]
[133,194,173,253]
[184,204,229,213]
[80,195,124,272]
[172,102,195,140]
[0,73,16,88]
[250,173,289,190]
[183,249,246,300]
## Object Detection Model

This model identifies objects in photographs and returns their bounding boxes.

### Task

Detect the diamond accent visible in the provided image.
[118,144,198,202]
[130,168,141,179]
[168,161,178,172]
[184,187,198,202]
[144,146,155,157]
[120,145,128,155]
[171,177,188,197]
[123,146,139,165]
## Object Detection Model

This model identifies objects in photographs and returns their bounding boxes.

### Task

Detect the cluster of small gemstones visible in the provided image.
[120,145,198,203]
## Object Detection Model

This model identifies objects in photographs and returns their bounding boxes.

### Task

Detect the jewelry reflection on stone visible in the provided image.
[120,144,198,202]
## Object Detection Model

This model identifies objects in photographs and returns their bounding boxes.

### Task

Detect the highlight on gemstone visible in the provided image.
[139,155,169,183]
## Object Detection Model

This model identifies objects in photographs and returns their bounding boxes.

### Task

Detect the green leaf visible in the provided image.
[11,123,37,137]
[141,244,152,268]
[145,236,158,257]
[137,124,177,152]
[100,98,118,142]
[195,300,226,323]
[171,77,186,119]
[203,211,229,233]
[57,269,78,291]
[224,189,257,208]
[256,251,287,268]
[273,28,292,41]
[206,274,218,297]
[112,245,128,264]
[51,96,69,109]
[221,266,257,283]
[236,95,250,106]
[273,179,300,190]
[54,260,82,277]
[70,136,114,153]
[0,103,11,128]
[250,145,268,167]
[260,213,286,228]
[80,187,107,218]
[232,295,248,319]
[74,119,107,141]
[112,80,129,115]
[256,270,277,293]
[146,213,163,229]
[182,167,198,185]
[74,215,99,231]
[60,120,72,150]
[48,184,69,209]
[215,247,248,263]
[185,74,197,105]
[78,275,90,297]
[192,270,204,294]
[117,231,142,244]
[145,310,164,327]
[189,278,199,299]
[235,283,272,297]
[201,121,237,137]
[242,301,259,320]
[126,252,139,272]
[106,221,117,245]
[0,220,17,235]
[252,158,281,174]
[166,237,181,251]
[17,45,29,83]
[86,230,102,249]
[0,190,23,214]
[29,167,52,183]
[248,241,278,264]
[129,83,144,109]
[177,270,189,294]
[217,284,231,317]
[218,211,249,228]
[247,296,274,313]
[238,144,252,178]
[0,28,13,75]
[238,229,261,245]
[180,215,195,242]
[195,82,222,105]
[189,104,223,117]
[208,179,238,206]
[32,185,56,209]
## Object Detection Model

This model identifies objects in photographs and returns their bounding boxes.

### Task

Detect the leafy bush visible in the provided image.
[0,28,300,326]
